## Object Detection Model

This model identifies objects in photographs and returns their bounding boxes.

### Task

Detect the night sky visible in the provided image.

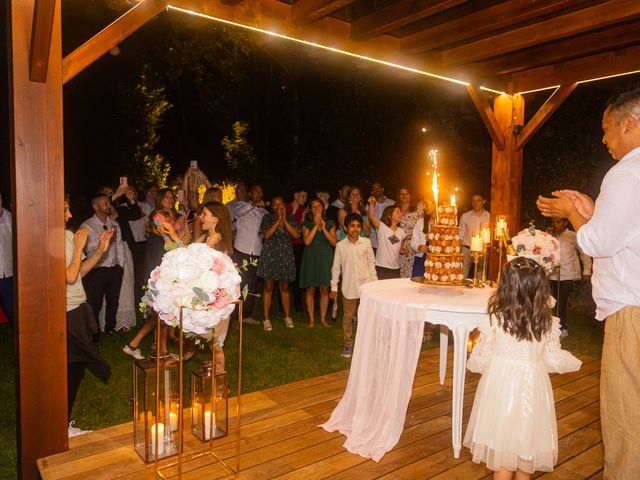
[3,1,639,228]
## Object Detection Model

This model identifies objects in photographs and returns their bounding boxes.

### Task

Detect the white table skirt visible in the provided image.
[320,278,494,462]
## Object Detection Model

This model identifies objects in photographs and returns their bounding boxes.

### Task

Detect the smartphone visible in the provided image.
[190,160,198,171]
[120,176,128,188]
[177,189,186,204]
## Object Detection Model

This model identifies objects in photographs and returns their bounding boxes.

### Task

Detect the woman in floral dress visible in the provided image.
[257,196,300,331]
[397,187,424,278]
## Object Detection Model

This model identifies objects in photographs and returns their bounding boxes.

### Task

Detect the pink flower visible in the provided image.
[150,268,161,283]
[211,258,226,275]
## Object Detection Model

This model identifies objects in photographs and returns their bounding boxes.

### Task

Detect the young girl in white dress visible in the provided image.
[464,256,582,479]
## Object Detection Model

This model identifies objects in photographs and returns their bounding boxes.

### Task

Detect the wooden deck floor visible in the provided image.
[38,347,603,479]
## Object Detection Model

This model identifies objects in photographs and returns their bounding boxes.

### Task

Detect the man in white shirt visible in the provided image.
[226,182,247,239]
[368,181,395,250]
[0,193,13,324]
[537,86,640,479]
[233,184,268,324]
[547,217,592,336]
[330,213,377,358]
[459,194,491,279]
[80,194,125,335]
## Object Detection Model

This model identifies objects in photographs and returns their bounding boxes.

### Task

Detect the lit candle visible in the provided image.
[467,339,473,353]
[204,410,215,441]
[495,218,507,238]
[450,194,456,206]
[169,412,178,432]
[482,227,491,245]
[150,423,165,456]
[470,233,483,252]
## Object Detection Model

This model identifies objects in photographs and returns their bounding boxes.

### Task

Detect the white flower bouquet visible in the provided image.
[141,243,242,335]
[507,224,560,274]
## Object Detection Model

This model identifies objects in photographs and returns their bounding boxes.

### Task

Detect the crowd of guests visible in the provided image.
[0,164,595,447]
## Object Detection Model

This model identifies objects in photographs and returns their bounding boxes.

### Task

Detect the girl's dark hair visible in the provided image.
[488,256,552,342]
[344,186,365,216]
[380,205,399,227]
[305,198,326,223]
[203,201,233,255]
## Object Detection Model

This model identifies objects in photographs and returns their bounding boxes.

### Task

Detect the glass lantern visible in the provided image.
[133,356,180,462]
[495,215,509,239]
[191,362,229,442]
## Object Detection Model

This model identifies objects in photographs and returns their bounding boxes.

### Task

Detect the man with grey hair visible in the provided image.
[537,85,640,478]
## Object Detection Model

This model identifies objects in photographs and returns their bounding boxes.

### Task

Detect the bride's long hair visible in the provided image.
[202,201,233,256]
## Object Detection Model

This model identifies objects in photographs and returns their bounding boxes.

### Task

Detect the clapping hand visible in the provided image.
[536,194,575,218]
[98,229,114,253]
[73,227,89,252]
[553,190,595,220]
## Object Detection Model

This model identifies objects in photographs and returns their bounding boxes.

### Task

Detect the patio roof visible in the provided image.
[157,0,640,93]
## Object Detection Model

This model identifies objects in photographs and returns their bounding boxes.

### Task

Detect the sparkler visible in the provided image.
[429,149,439,223]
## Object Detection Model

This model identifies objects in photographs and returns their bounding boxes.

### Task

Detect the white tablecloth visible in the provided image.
[321,278,494,461]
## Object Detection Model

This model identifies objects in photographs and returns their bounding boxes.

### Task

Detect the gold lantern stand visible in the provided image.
[154,300,243,479]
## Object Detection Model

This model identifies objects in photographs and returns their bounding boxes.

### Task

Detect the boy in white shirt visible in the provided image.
[330,213,377,358]
[548,217,592,337]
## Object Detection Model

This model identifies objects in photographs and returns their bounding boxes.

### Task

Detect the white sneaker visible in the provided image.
[263,319,273,331]
[122,344,145,360]
[68,421,92,438]
[284,317,294,328]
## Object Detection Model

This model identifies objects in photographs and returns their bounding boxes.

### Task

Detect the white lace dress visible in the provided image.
[463,315,581,473]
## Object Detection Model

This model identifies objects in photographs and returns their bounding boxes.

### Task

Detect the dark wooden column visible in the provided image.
[9,1,67,478]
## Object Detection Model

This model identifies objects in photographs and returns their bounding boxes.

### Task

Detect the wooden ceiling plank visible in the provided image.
[291,0,358,26]
[351,0,466,42]
[221,0,246,5]
[29,0,57,82]
[401,0,585,55]
[516,84,577,150]
[169,0,401,58]
[507,44,640,92]
[62,0,167,84]
[463,20,640,78]
[441,0,640,66]
[466,84,505,150]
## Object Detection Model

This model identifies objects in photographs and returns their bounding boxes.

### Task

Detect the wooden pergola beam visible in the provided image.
[466,84,505,150]
[29,0,57,82]
[441,0,640,67]
[400,0,581,56]
[462,20,640,79]
[62,0,168,84]
[516,84,577,150]
[508,43,640,93]
[350,0,465,42]
[291,0,358,26]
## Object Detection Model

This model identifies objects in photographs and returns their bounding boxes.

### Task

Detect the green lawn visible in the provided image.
[0,286,603,478]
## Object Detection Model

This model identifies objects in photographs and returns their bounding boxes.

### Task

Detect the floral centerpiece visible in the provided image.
[508,223,560,274]
[140,243,242,335]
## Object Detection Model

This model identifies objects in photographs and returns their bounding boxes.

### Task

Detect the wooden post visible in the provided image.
[489,93,524,278]
[9,1,67,478]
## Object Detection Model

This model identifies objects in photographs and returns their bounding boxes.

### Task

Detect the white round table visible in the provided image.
[321,278,494,461]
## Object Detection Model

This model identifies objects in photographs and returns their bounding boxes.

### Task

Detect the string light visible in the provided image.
[166,5,470,87]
